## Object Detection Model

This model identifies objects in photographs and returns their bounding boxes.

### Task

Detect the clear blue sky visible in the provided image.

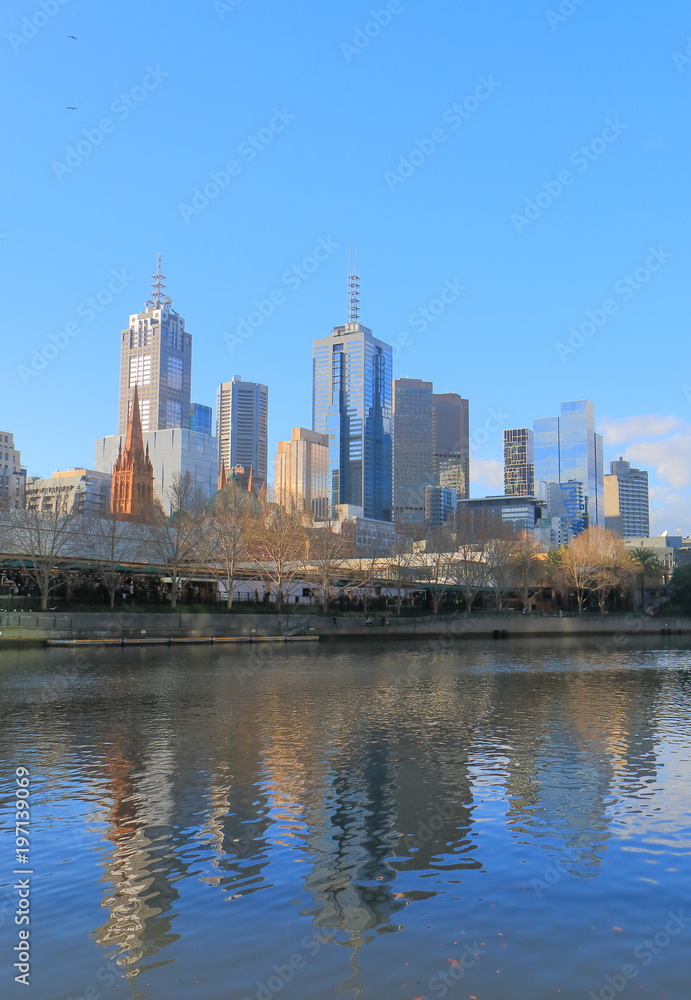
[2,0,689,532]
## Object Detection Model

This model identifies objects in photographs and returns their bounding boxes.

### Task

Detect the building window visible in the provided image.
[167,355,183,391]
[166,400,182,427]
[129,354,151,387]
[139,398,151,432]
[168,329,183,351]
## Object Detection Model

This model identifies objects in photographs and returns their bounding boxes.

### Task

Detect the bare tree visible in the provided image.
[349,542,388,616]
[303,520,348,613]
[198,483,256,609]
[385,535,417,616]
[251,500,308,612]
[446,509,496,615]
[485,531,521,611]
[8,504,76,610]
[589,528,633,613]
[418,526,455,614]
[558,529,602,614]
[84,511,140,609]
[151,473,207,609]
[511,531,543,612]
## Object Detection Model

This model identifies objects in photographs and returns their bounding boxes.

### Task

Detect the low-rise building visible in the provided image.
[456,495,545,535]
[25,469,112,517]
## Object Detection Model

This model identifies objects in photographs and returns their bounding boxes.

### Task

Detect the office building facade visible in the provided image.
[432,393,470,500]
[118,256,192,435]
[392,380,470,525]
[216,377,268,487]
[189,403,213,436]
[604,458,649,537]
[457,495,545,535]
[96,428,218,512]
[534,400,604,531]
[424,485,458,530]
[313,308,392,522]
[504,428,535,496]
[0,432,27,509]
[274,427,329,519]
[392,379,435,524]
[26,468,112,517]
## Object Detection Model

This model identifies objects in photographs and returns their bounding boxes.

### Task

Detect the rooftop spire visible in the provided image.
[347,245,360,324]
[146,253,172,309]
[125,384,145,457]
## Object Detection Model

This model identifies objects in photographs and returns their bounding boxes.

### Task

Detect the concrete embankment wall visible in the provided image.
[2,611,690,645]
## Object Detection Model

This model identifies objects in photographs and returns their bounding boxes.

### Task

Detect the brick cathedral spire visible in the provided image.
[111,386,156,523]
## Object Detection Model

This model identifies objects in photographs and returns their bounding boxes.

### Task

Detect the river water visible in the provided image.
[1,637,690,1000]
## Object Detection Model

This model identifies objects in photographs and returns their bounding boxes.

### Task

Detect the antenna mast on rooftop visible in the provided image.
[347,245,360,324]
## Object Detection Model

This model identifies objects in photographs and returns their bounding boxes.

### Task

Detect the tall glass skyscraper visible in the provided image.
[533,400,604,529]
[313,280,392,521]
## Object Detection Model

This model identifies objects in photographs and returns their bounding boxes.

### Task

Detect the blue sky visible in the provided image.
[2,0,689,532]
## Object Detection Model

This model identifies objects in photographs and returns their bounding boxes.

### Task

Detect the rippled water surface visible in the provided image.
[1,637,691,1000]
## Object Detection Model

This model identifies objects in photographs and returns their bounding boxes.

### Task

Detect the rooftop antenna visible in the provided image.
[347,245,360,324]
[146,253,172,309]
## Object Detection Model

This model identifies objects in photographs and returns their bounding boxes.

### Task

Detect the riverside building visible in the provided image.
[312,270,392,521]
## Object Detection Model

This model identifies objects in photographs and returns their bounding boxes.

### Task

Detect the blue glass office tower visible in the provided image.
[313,312,392,521]
[533,400,604,530]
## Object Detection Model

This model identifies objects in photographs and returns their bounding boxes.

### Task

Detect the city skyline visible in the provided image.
[3,258,671,535]
[3,1,689,533]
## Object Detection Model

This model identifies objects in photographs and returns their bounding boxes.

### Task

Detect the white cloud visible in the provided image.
[599,414,681,446]
[626,433,691,490]
[471,458,504,496]
[648,485,691,537]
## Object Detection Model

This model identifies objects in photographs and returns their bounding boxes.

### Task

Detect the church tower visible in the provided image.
[111,386,156,523]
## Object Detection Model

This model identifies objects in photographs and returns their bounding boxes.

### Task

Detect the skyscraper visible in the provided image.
[392,379,469,525]
[274,428,329,519]
[216,377,268,488]
[504,428,535,496]
[313,272,392,521]
[533,400,604,530]
[96,258,218,506]
[604,458,649,537]
[432,393,470,500]
[392,379,434,524]
[118,256,191,434]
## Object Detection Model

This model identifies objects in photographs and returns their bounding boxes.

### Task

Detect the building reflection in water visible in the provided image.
[83,644,670,981]
[501,660,662,870]
[94,725,182,973]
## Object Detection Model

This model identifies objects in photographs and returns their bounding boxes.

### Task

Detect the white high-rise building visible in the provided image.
[216,377,268,486]
[604,458,649,537]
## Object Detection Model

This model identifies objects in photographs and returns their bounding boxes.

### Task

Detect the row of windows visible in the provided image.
[129,355,152,387]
